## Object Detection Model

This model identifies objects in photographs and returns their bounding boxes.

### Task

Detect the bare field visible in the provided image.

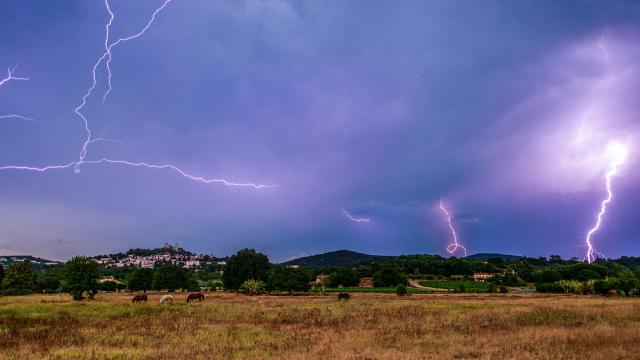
[1,292,639,359]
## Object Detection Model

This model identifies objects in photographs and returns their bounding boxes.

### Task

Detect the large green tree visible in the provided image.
[373,266,407,287]
[61,256,101,300]
[152,265,190,291]
[127,268,154,292]
[222,249,271,290]
[266,266,311,294]
[328,268,360,287]
[1,261,34,291]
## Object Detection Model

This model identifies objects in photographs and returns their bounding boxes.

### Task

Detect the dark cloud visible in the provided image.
[0,0,638,260]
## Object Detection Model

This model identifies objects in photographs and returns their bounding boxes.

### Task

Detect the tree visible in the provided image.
[222,249,270,290]
[152,265,190,291]
[34,273,60,293]
[127,268,154,292]
[267,266,311,294]
[611,272,638,296]
[593,279,614,295]
[0,265,4,285]
[1,261,34,292]
[373,266,407,287]
[61,256,100,300]
[328,268,360,287]
[396,284,408,296]
[240,279,265,295]
[538,269,561,283]
[98,280,119,292]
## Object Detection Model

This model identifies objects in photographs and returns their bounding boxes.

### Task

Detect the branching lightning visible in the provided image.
[584,142,627,263]
[0,66,28,87]
[0,0,272,190]
[342,209,370,223]
[0,114,38,123]
[439,200,467,257]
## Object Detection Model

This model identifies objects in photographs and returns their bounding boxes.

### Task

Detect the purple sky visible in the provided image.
[0,1,639,262]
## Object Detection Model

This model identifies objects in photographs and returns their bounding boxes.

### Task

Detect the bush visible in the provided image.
[127,268,153,292]
[535,282,564,293]
[538,270,561,283]
[458,284,466,292]
[34,273,60,293]
[499,286,509,293]
[240,279,265,295]
[396,284,408,296]
[593,279,613,295]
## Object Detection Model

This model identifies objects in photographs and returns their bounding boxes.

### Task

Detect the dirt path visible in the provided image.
[408,279,448,292]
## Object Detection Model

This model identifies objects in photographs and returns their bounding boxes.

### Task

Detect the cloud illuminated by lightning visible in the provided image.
[439,200,467,257]
[342,209,370,223]
[584,141,628,263]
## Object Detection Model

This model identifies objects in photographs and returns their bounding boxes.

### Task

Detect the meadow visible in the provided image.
[1,292,639,359]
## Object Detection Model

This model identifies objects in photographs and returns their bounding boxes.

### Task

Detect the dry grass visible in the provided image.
[1,292,639,359]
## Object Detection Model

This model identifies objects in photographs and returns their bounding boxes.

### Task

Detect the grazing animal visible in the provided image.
[132,294,147,303]
[338,292,350,301]
[186,292,205,303]
[159,295,173,304]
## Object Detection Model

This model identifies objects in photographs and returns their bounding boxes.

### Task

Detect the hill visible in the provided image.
[465,253,524,261]
[281,250,390,268]
[0,255,62,269]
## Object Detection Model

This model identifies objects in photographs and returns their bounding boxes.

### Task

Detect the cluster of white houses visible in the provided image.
[95,243,225,269]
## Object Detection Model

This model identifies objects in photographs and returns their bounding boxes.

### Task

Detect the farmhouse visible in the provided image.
[473,272,495,282]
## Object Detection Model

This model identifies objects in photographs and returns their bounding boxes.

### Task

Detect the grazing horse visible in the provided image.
[337,292,350,301]
[159,295,173,304]
[186,292,205,303]
[132,294,147,303]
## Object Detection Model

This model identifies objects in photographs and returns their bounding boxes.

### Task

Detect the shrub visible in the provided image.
[240,279,265,295]
[458,284,466,292]
[267,266,311,294]
[593,279,614,295]
[499,286,509,293]
[535,282,564,293]
[396,284,408,296]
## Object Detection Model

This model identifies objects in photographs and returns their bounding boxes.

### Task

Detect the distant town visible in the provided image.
[92,242,226,269]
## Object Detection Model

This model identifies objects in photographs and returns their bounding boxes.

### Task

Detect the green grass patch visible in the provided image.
[419,280,489,292]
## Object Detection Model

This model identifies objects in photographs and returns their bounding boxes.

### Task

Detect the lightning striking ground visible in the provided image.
[584,142,628,263]
[439,200,467,257]
[342,209,370,223]
[0,0,272,191]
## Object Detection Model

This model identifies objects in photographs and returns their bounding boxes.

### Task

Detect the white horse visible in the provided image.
[159,295,173,304]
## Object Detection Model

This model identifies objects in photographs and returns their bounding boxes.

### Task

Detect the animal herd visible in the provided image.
[131,292,205,304]
[131,292,352,303]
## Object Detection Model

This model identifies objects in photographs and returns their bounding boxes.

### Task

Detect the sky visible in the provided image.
[0,0,639,262]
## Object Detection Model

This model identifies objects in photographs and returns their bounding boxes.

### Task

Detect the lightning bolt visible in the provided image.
[0,114,38,123]
[0,66,29,87]
[342,209,370,223]
[584,142,627,263]
[439,200,467,257]
[74,0,172,173]
[0,0,273,190]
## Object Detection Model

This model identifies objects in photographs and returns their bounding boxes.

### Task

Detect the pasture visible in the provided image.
[1,292,639,359]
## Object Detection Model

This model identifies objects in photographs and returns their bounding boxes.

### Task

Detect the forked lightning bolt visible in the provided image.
[0,66,33,122]
[584,142,627,263]
[74,0,172,173]
[439,200,467,256]
[342,209,370,223]
[0,0,272,190]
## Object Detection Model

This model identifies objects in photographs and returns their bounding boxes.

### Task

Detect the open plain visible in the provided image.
[1,292,639,359]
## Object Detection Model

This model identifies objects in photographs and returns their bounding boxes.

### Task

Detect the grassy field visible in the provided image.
[419,280,491,292]
[311,287,432,294]
[1,292,640,359]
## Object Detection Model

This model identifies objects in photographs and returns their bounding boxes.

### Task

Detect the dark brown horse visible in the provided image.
[132,294,148,303]
[337,292,350,301]
[186,293,205,303]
